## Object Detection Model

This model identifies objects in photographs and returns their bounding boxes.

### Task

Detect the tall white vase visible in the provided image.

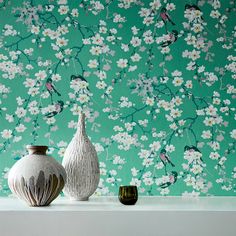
[62,112,100,201]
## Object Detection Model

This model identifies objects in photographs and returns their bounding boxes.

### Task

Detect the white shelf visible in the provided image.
[0,196,235,236]
[1,196,236,211]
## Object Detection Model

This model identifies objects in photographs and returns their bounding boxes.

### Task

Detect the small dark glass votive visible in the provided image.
[118,185,138,205]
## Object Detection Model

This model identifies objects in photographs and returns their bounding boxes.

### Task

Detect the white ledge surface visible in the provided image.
[1,196,236,211]
[0,196,236,236]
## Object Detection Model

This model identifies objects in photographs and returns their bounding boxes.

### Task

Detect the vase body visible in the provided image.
[62,112,100,201]
[8,145,66,207]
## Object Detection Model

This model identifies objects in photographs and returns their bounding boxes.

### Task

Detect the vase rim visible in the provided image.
[26,145,48,155]
[26,145,48,149]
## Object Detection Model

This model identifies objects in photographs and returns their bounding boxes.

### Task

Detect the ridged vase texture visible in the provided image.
[8,145,66,207]
[62,112,100,201]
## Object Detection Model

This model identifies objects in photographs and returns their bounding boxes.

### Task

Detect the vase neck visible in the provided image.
[27,145,48,155]
[76,112,86,137]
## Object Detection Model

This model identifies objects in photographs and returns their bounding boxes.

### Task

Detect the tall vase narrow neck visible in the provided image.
[76,112,86,137]
[27,145,48,155]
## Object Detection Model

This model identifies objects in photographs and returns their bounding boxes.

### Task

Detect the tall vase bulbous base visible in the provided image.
[70,197,89,201]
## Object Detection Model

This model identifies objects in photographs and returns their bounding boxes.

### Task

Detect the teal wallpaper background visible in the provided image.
[0,0,235,196]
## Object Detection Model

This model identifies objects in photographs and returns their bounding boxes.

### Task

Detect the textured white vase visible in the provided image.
[8,145,66,207]
[62,112,100,201]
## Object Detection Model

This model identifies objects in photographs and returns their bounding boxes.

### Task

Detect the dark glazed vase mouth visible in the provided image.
[26,145,48,155]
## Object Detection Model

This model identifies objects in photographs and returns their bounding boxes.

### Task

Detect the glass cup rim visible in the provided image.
[119,185,137,188]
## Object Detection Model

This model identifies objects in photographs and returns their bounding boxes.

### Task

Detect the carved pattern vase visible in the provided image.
[62,112,100,201]
[8,145,66,207]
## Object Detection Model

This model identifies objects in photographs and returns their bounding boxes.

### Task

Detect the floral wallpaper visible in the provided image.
[0,0,235,197]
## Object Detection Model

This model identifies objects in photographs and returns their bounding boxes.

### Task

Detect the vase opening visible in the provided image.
[76,112,86,136]
[26,145,48,155]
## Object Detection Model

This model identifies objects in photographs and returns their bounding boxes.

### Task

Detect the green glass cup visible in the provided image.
[118,185,138,205]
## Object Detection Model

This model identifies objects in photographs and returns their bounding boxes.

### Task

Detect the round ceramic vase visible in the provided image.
[62,112,100,201]
[8,145,66,207]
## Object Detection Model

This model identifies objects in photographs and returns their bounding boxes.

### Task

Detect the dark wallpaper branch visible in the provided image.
[0,0,235,196]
